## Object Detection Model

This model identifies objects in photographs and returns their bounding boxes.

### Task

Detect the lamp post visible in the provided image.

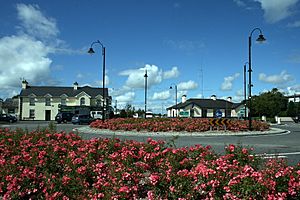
[244,62,248,120]
[88,40,106,122]
[144,70,148,119]
[248,28,266,130]
[170,84,178,117]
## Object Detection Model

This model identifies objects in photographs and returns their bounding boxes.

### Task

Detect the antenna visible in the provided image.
[199,66,204,98]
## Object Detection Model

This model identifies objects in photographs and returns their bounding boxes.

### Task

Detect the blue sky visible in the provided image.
[0,0,300,113]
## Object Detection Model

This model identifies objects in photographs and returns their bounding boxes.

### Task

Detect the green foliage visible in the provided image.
[47,121,57,133]
[119,109,127,118]
[251,88,288,118]
[287,101,297,117]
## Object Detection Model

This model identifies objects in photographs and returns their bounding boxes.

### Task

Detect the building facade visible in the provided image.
[167,95,247,118]
[19,80,111,121]
[287,94,300,103]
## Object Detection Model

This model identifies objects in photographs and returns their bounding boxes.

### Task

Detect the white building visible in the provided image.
[167,95,247,118]
[18,80,111,121]
[287,94,300,103]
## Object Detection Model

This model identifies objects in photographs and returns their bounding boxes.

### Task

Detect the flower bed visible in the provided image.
[90,118,270,132]
[1,128,299,199]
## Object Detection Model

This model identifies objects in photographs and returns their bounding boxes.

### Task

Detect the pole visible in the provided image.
[175,85,178,117]
[248,36,253,130]
[144,70,148,119]
[244,64,247,120]
[102,47,106,122]
[115,99,117,115]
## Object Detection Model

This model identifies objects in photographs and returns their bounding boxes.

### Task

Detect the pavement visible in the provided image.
[74,126,288,137]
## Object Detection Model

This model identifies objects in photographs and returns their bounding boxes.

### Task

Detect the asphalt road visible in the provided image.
[1,121,299,165]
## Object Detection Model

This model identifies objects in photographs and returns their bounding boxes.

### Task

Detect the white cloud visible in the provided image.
[259,71,294,84]
[287,20,300,27]
[16,4,59,40]
[163,66,179,79]
[76,73,83,79]
[0,4,63,98]
[255,0,299,23]
[152,90,171,100]
[0,35,52,92]
[116,92,135,103]
[221,73,240,91]
[164,40,205,52]
[95,75,110,87]
[287,84,300,94]
[177,80,198,91]
[233,0,247,7]
[119,64,180,89]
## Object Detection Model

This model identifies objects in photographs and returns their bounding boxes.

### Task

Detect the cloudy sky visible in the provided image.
[0,0,299,113]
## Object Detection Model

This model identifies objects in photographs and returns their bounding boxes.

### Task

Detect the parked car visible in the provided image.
[72,114,95,125]
[0,114,17,123]
[90,111,102,120]
[55,112,74,123]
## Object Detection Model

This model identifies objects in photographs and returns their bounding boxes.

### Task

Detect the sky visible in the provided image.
[0,0,300,113]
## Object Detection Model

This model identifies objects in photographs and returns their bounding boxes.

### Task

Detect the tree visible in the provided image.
[119,109,127,118]
[287,101,297,117]
[251,88,288,118]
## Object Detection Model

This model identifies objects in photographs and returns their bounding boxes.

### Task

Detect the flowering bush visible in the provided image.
[90,118,270,132]
[1,128,299,199]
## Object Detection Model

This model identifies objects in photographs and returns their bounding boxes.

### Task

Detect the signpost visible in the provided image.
[215,110,222,118]
[209,118,231,131]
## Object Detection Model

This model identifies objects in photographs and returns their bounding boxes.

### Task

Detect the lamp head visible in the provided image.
[88,47,95,54]
[256,34,266,43]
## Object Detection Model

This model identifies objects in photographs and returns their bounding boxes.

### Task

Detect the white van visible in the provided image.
[145,111,153,118]
[90,111,102,120]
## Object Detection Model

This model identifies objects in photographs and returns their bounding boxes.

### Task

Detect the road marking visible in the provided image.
[245,130,290,137]
[257,151,300,159]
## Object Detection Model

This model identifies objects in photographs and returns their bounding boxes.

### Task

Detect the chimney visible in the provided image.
[182,95,187,103]
[227,96,232,102]
[211,95,216,101]
[22,80,28,89]
[73,82,78,90]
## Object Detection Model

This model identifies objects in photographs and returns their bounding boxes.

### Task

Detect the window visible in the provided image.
[29,98,35,106]
[45,97,51,106]
[80,97,85,106]
[29,109,35,118]
[61,98,66,106]
[96,99,102,107]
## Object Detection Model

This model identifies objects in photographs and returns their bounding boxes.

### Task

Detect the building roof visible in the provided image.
[20,86,108,98]
[166,98,242,110]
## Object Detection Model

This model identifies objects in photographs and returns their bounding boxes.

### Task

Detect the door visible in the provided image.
[45,110,51,121]
[202,109,207,118]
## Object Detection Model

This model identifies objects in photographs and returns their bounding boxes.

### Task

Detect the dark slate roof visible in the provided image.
[167,98,242,110]
[20,86,108,98]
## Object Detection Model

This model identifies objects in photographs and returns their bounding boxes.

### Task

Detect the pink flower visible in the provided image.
[118,186,130,193]
[149,174,160,185]
[77,166,87,174]
[62,176,71,185]
[147,190,155,200]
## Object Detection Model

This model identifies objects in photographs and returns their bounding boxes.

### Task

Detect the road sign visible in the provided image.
[209,118,231,126]
[215,110,222,118]
[179,111,189,117]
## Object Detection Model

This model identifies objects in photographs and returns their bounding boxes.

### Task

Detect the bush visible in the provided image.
[1,129,299,199]
[90,118,270,133]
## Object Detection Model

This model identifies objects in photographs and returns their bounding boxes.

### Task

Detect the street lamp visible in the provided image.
[248,28,266,130]
[88,40,106,122]
[144,70,148,119]
[244,62,248,120]
[170,84,178,117]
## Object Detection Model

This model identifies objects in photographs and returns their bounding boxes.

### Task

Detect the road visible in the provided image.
[1,121,299,165]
